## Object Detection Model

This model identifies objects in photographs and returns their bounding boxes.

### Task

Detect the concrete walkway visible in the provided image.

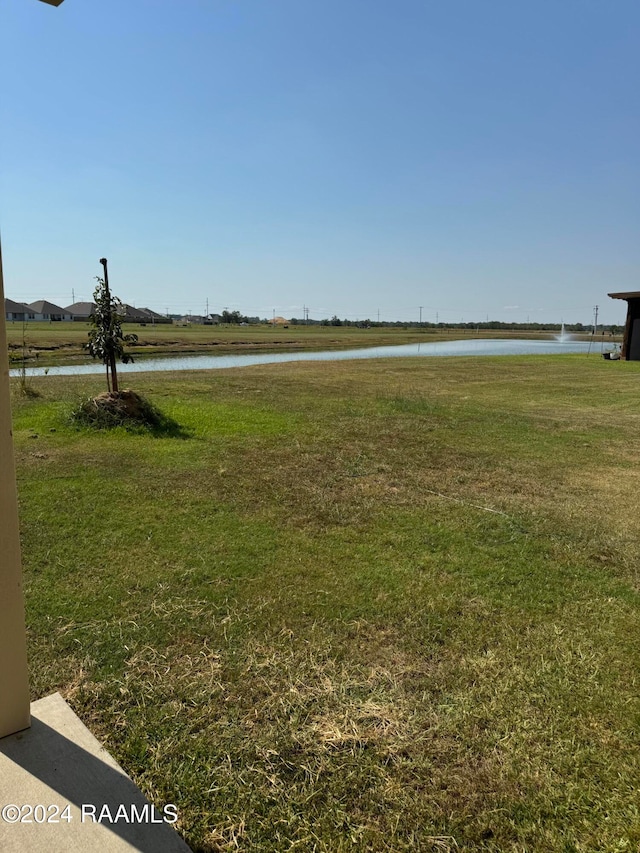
[0,693,192,852]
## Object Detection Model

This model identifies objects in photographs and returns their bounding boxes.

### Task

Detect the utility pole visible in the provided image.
[594,305,599,335]
[419,306,423,325]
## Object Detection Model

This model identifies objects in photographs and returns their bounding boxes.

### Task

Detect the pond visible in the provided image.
[11,338,614,378]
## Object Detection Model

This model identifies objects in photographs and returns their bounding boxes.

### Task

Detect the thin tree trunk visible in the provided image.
[110,353,119,393]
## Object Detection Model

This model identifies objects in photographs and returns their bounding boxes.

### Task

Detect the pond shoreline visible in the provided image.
[7,324,619,369]
[10,338,619,378]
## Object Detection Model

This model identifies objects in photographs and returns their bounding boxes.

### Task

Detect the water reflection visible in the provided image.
[13,338,609,378]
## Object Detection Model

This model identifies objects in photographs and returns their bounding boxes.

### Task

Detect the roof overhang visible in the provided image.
[608,292,640,300]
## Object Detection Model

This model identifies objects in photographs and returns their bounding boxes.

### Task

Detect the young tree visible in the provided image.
[87,258,137,393]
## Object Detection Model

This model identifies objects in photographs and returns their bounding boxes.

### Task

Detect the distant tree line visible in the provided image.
[164,312,622,333]
[288,318,623,333]
[219,310,262,324]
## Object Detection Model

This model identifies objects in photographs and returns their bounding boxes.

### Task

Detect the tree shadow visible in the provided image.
[146,409,193,439]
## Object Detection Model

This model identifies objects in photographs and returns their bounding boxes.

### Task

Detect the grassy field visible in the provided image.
[6,321,615,367]
[10,353,640,851]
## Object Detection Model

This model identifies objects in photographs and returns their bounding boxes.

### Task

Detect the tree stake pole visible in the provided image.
[99,257,119,393]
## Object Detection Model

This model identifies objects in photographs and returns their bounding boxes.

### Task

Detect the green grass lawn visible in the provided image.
[10,353,640,851]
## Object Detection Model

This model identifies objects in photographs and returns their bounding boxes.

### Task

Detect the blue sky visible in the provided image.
[1,0,638,324]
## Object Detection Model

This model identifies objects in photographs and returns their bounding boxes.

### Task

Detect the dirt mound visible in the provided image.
[71,389,182,433]
[92,390,149,421]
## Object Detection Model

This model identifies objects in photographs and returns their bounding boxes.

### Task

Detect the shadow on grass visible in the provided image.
[69,391,193,439]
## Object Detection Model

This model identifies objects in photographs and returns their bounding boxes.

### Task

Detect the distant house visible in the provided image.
[119,304,149,323]
[135,307,172,325]
[28,300,73,322]
[4,299,36,322]
[65,302,171,324]
[65,302,96,322]
[119,304,169,324]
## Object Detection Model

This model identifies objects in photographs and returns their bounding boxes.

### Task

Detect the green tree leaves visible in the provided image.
[86,275,138,393]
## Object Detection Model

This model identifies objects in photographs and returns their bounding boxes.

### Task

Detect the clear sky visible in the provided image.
[1,0,638,324]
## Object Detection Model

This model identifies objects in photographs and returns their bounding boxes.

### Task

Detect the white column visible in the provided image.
[0,238,31,738]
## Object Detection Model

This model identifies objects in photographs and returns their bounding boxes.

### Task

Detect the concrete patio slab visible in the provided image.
[0,693,192,852]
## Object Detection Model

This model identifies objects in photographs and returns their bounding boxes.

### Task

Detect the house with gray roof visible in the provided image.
[28,300,73,321]
[120,305,172,324]
[136,307,172,324]
[4,299,36,322]
[65,301,96,321]
[120,304,150,323]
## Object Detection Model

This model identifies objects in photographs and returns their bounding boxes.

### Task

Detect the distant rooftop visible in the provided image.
[65,301,96,315]
[4,298,31,313]
[28,300,68,314]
